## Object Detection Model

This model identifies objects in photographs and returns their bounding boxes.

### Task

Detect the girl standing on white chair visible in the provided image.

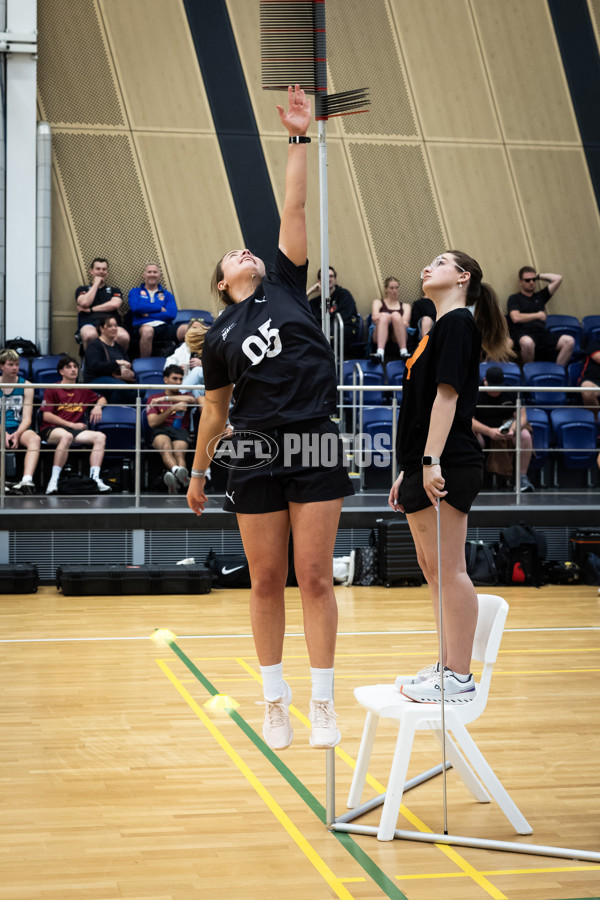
[388,252,511,703]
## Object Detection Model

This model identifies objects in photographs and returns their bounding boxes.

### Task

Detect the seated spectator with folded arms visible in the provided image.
[128,263,177,357]
[83,315,136,403]
[507,266,573,366]
[76,257,130,351]
[0,348,41,494]
[40,356,112,494]
[146,365,200,493]
[472,365,535,493]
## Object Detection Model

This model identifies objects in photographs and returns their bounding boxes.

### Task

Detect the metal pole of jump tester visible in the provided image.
[436,498,449,834]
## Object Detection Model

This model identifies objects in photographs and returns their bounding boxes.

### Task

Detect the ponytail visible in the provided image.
[447,250,513,362]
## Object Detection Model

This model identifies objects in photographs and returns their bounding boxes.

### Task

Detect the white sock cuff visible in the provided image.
[310,666,335,702]
[260,662,285,701]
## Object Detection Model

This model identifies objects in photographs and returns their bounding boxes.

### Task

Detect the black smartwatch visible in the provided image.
[422,456,441,466]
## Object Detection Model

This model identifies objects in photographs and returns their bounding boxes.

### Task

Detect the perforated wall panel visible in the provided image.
[327,0,417,137]
[349,142,445,300]
[37,0,124,126]
[10,531,133,581]
[52,133,163,298]
[589,0,600,47]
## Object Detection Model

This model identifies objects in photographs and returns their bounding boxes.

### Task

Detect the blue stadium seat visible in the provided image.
[479,361,522,386]
[522,362,567,406]
[360,407,394,470]
[550,407,597,471]
[94,405,137,454]
[385,360,406,387]
[567,360,584,387]
[343,359,385,405]
[525,407,551,471]
[173,308,214,329]
[545,314,582,355]
[132,357,166,386]
[31,355,65,384]
[582,315,600,345]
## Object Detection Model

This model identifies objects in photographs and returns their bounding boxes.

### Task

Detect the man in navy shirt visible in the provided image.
[128,263,177,357]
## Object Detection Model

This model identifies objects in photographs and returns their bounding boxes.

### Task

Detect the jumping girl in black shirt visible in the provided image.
[187,86,353,751]
[389,251,511,703]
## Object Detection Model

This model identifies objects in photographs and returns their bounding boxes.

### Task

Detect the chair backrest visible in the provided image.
[132,357,166,375]
[468,594,509,710]
[568,360,584,387]
[479,361,522,386]
[550,407,597,467]
[172,308,215,327]
[522,361,567,405]
[582,315,600,342]
[385,360,406,386]
[343,360,384,404]
[525,407,551,466]
[95,406,137,451]
[31,355,65,383]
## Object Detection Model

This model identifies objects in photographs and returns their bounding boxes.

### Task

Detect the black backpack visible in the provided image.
[495,524,547,587]
[205,550,251,588]
[465,541,498,585]
[5,336,40,358]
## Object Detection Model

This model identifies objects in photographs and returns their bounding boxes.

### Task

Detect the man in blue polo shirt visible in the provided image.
[128,263,177,357]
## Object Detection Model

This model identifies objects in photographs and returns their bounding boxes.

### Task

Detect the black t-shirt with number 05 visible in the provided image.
[396,307,484,475]
[202,250,337,430]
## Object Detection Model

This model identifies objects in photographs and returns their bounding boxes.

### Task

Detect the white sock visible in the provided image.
[447,668,471,682]
[310,666,334,702]
[90,466,100,480]
[376,348,384,360]
[260,663,286,701]
[50,465,62,483]
[171,465,179,473]
[21,474,33,483]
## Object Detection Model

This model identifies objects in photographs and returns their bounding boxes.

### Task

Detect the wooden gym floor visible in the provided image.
[1,583,599,900]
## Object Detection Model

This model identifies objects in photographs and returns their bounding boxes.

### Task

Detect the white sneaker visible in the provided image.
[400,348,410,359]
[174,466,190,488]
[164,471,177,494]
[261,682,293,751]
[395,661,439,690]
[309,698,341,748]
[46,481,58,495]
[11,479,35,495]
[93,478,112,493]
[401,668,477,704]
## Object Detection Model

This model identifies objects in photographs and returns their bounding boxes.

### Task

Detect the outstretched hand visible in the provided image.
[276,84,311,136]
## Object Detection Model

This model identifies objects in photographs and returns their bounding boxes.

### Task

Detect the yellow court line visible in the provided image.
[234,657,507,900]
[398,864,600,880]
[156,659,356,900]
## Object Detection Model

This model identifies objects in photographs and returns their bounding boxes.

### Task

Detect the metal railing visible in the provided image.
[1,381,598,507]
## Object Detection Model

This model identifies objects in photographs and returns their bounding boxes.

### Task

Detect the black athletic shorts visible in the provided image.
[152,425,191,444]
[221,417,354,514]
[522,328,559,361]
[399,464,483,515]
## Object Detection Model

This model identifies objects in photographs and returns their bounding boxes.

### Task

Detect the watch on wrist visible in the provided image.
[422,456,441,466]
[289,135,311,143]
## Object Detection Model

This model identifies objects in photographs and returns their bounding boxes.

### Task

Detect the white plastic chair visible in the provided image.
[347,594,532,841]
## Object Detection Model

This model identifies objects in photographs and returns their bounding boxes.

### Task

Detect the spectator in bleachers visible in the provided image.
[580,337,600,417]
[40,356,112,494]
[164,318,208,399]
[369,277,411,363]
[128,263,177,357]
[407,295,436,354]
[83,315,136,403]
[146,364,199,493]
[507,266,574,366]
[307,265,360,349]
[0,348,41,494]
[175,311,212,344]
[471,365,534,492]
[76,257,130,351]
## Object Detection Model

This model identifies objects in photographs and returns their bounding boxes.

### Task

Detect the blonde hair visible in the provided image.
[211,255,235,307]
[185,322,208,356]
[0,348,20,365]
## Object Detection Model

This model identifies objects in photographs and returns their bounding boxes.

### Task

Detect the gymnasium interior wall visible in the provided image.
[36,0,600,356]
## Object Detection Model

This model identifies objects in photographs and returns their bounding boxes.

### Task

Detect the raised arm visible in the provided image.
[276,85,312,266]
[539,272,563,297]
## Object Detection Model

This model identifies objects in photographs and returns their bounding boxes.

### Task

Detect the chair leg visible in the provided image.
[347,711,379,809]
[451,723,532,834]
[432,727,491,803]
[378,719,416,841]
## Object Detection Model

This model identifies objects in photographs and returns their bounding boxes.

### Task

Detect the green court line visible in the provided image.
[168,639,408,900]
